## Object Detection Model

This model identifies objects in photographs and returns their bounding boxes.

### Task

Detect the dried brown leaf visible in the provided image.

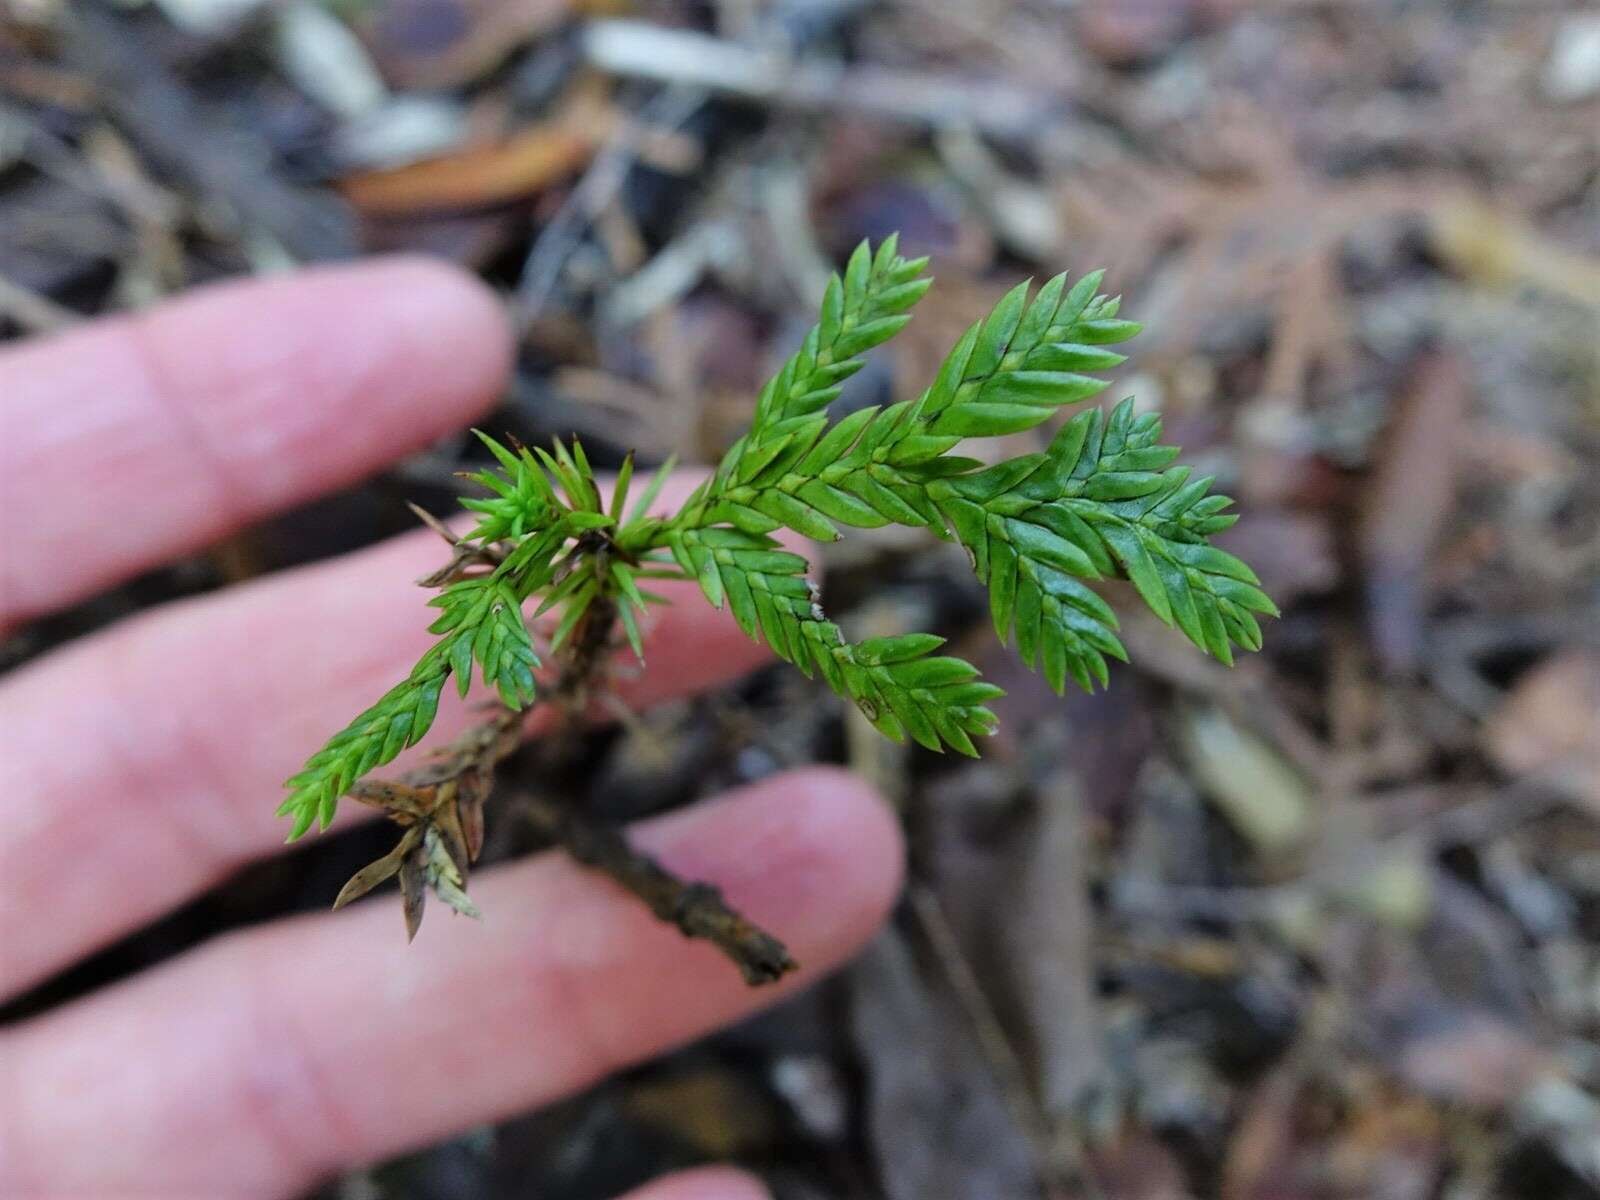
[1483,648,1600,814]
[346,778,432,819]
[340,124,594,216]
[430,783,472,876]
[333,826,424,910]
[398,850,428,941]
[459,770,487,862]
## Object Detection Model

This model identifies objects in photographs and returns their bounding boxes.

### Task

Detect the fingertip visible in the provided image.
[616,1165,770,1200]
[337,254,514,425]
[765,764,907,945]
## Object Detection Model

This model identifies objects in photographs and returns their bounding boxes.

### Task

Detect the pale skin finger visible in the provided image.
[615,1166,770,1200]
[0,768,903,1198]
[0,256,511,629]
[0,471,784,998]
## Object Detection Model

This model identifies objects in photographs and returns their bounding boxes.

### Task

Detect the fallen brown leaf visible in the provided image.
[1483,648,1600,814]
[339,123,594,216]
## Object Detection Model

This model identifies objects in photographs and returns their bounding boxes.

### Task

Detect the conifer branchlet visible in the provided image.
[280,236,1277,945]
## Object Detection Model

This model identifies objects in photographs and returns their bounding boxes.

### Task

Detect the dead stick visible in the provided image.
[525,794,796,986]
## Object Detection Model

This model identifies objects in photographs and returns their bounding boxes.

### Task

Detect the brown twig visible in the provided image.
[530,546,798,983]
[408,502,509,587]
[523,792,797,986]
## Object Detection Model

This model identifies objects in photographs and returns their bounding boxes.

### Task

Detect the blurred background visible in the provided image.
[2,1,1598,1197]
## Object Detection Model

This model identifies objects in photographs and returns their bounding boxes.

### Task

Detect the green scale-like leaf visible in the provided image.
[686,237,933,528]
[680,263,1273,708]
[929,399,1279,690]
[694,269,1143,548]
[665,525,1001,755]
[459,430,561,542]
[279,672,446,838]
[278,433,594,838]
[899,268,1139,447]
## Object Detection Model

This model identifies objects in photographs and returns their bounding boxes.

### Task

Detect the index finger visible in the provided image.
[0,257,512,629]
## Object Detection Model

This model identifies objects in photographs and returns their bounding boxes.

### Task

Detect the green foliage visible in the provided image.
[667,254,1271,724]
[282,238,1274,841]
[746,236,932,439]
[928,399,1278,693]
[278,433,620,837]
[282,673,445,839]
[680,264,1141,549]
[665,524,1001,753]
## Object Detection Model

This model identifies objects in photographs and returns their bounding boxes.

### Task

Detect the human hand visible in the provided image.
[0,259,902,1197]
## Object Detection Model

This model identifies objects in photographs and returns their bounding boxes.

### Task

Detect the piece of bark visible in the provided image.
[1001,774,1106,1117]
[850,929,1038,1200]
[357,0,575,90]
[1357,351,1467,675]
